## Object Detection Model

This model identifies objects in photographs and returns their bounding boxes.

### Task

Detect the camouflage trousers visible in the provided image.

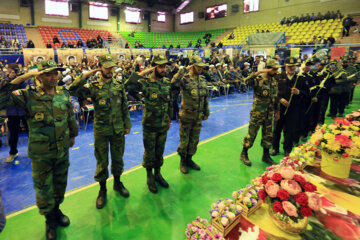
[143,126,168,168]
[94,132,125,182]
[242,110,273,149]
[177,120,202,157]
[31,150,69,215]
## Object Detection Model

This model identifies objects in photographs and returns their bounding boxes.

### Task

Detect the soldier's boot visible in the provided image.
[146,168,158,194]
[54,204,70,227]
[45,211,57,240]
[270,149,279,156]
[262,148,275,165]
[113,175,129,198]
[180,155,189,174]
[240,147,252,166]
[96,182,107,209]
[154,167,169,188]
[186,155,201,171]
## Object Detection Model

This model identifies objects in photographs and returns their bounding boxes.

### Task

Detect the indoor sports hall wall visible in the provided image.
[175,0,360,32]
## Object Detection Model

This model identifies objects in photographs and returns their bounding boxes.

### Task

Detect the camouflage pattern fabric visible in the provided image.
[126,72,172,168]
[0,82,78,214]
[172,73,209,157]
[242,73,279,149]
[68,75,131,182]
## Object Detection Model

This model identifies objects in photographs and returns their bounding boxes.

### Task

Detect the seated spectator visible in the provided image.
[53,36,60,44]
[342,16,356,37]
[195,43,201,48]
[280,17,286,25]
[324,11,331,20]
[217,42,223,48]
[77,40,83,48]
[61,42,67,48]
[162,44,167,49]
[26,39,35,48]
[228,33,235,39]
[187,41,192,47]
[169,44,174,49]
[316,12,323,21]
[327,34,335,46]
[46,42,52,48]
[210,42,216,48]
[177,43,181,49]
[299,14,305,22]
[205,38,211,45]
[336,10,343,19]
[197,38,201,44]
[330,11,336,19]
[242,62,251,78]
[125,42,129,48]
[305,13,311,22]
[310,13,316,21]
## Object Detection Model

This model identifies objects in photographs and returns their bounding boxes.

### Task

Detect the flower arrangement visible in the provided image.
[185,217,225,240]
[210,199,243,227]
[287,144,321,167]
[345,109,360,126]
[233,185,262,216]
[310,121,360,159]
[258,166,321,233]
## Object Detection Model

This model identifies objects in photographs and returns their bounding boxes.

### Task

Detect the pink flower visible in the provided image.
[352,121,360,126]
[265,180,280,198]
[282,201,298,217]
[280,179,302,195]
[306,192,321,211]
[279,167,295,179]
[352,112,360,117]
[335,134,352,148]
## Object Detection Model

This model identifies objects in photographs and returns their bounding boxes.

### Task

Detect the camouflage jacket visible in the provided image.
[68,75,131,135]
[0,82,78,158]
[126,72,172,130]
[172,73,210,122]
[245,73,279,113]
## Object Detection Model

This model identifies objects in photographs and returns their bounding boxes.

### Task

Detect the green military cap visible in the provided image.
[37,59,65,73]
[98,54,116,68]
[152,55,169,66]
[190,55,209,67]
[329,59,338,68]
[265,59,282,68]
[284,57,298,66]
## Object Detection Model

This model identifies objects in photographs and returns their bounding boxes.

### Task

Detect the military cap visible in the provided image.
[98,54,116,68]
[152,55,169,66]
[284,57,298,66]
[190,55,209,67]
[37,59,65,73]
[265,59,282,68]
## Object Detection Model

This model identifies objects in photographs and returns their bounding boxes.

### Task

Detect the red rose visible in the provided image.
[294,160,299,164]
[342,153,349,158]
[272,201,284,214]
[294,192,308,206]
[277,189,290,201]
[262,175,270,185]
[271,173,283,183]
[300,206,313,217]
[258,189,267,200]
[303,182,317,192]
[294,174,306,186]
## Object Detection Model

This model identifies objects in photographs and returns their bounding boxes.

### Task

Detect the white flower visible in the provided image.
[211,211,219,218]
[221,217,229,226]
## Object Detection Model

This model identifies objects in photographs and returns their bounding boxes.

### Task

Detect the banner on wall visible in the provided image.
[110,48,131,62]
[131,49,151,58]
[349,47,360,60]
[57,48,83,65]
[152,49,167,57]
[290,48,300,58]
[23,48,55,66]
[330,46,347,61]
[85,49,109,64]
[301,47,314,59]
[225,48,233,59]
[266,48,275,58]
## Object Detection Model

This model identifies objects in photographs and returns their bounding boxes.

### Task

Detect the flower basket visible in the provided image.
[210,200,242,237]
[268,202,308,234]
[235,186,262,217]
[321,150,352,178]
[185,217,224,240]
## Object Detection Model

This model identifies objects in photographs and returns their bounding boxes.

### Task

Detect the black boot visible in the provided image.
[270,149,279,156]
[240,147,252,166]
[54,204,70,227]
[154,167,169,188]
[262,148,275,165]
[186,155,200,170]
[180,155,188,174]
[45,211,57,240]
[96,182,107,209]
[113,175,129,198]
[146,168,158,193]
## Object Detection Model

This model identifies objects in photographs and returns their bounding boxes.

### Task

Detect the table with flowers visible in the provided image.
[185,110,360,240]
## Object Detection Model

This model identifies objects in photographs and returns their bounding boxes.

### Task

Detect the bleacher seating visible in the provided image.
[0,23,27,46]
[38,26,115,48]
[221,18,344,46]
[118,29,226,48]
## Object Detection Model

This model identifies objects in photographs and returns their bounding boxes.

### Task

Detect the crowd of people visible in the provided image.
[280,10,343,25]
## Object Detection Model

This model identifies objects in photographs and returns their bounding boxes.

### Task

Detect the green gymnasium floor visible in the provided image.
[2,88,359,240]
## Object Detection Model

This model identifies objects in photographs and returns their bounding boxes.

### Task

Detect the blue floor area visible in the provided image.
[0,91,254,214]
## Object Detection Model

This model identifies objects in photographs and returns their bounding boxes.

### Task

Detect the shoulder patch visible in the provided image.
[12,90,22,95]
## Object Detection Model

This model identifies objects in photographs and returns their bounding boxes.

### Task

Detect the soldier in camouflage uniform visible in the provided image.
[68,54,131,209]
[240,59,281,166]
[171,55,210,174]
[125,55,172,194]
[0,60,78,240]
